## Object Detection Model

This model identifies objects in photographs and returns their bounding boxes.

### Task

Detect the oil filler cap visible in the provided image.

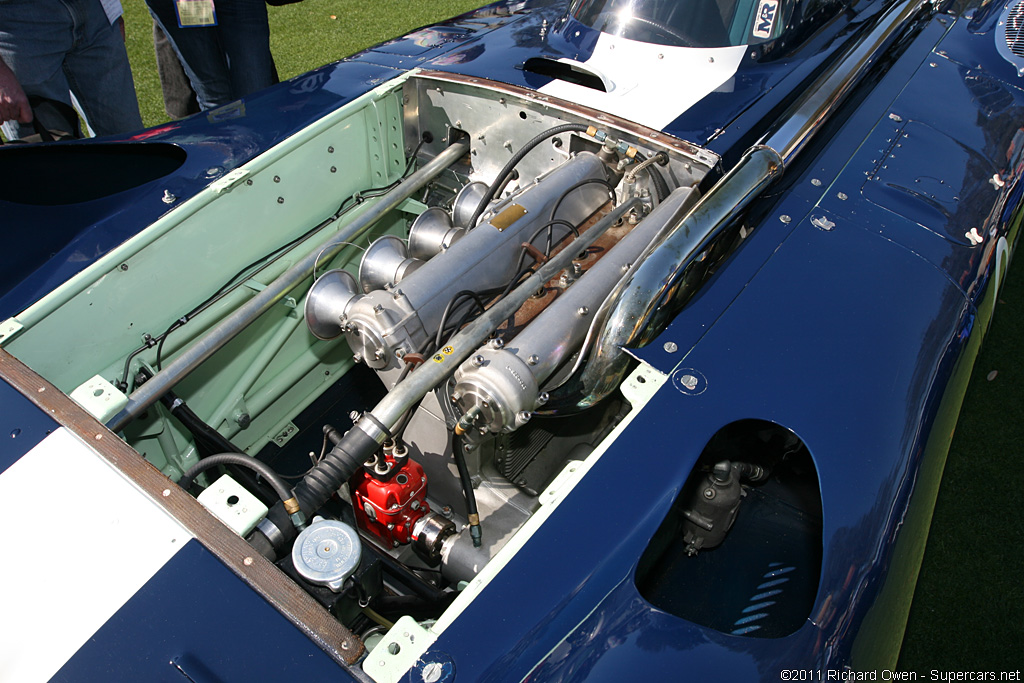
[291,518,361,592]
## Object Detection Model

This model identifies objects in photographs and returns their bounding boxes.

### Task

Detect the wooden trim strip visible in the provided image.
[0,349,365,666]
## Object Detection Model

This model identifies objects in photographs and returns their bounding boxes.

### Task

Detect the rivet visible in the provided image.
[244,557,254,566]
[162,489,171,497]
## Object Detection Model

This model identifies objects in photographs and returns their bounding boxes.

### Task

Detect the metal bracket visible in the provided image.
[210,168,250,194]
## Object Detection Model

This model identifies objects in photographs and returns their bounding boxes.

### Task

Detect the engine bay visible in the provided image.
[3,70,761,657]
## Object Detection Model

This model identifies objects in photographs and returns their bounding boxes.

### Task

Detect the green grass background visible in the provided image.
[118,1,1022,669]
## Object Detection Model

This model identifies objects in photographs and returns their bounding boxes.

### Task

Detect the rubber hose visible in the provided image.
[292,421,385,514]
[178,452,294,505]
[467,122,590,229]
[452,435,482,547]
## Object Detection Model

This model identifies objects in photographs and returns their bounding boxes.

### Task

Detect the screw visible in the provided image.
[422,662,444,683]
[527,354,540,365]
[837,192,848,200]
[274,175,281,183]
[780,215,791,224]
[577,306,589,316]
[277,197,284,204]
[811,178,822,187]
[119,263,129,271]
[472,355,485,367]
[663,341,678,353]
[328,146,334,153]
[162,190,176,204]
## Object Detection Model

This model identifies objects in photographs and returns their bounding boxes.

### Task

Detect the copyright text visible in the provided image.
[779,671,1021,682]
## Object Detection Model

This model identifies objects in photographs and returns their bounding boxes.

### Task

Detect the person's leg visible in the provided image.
[145,0,232,109]
[61,0,142,136]
[0,0,76,139]
[152,20,199,118]
[216,0,275,100]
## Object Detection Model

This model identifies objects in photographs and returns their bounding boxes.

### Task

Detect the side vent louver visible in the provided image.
[998,0,1024,74]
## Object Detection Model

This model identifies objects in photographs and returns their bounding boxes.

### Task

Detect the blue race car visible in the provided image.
[1,0,1021,680]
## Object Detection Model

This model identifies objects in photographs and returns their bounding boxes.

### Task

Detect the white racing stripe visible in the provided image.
[539,33,747,131]
[0,428,192,683]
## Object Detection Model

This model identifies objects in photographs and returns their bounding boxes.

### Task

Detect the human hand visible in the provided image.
[0,58,33,125]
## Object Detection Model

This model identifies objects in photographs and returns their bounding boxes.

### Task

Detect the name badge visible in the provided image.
[175,0,217,28]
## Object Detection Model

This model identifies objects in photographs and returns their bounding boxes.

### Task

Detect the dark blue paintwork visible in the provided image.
[0,60,402,319]
[0,379,57,476]
[422,178,979,680]
[1,0,1021,679]
[418,3,1024,681]
[51,539,345,681]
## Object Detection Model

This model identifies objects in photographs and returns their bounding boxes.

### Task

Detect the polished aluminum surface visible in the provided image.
[353,198,642,441]
[304,269,359,341]
[453,186,696,433]
[337,152,610,378]
[358,235,423,293]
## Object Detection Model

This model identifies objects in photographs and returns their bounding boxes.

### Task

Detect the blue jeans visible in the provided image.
[146,0,275,111]
[0,0,142,139]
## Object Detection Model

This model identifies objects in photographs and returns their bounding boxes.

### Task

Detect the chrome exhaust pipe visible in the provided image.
[547,0,929,411]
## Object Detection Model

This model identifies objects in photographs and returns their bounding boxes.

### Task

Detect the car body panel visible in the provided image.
[0,0,1021,679]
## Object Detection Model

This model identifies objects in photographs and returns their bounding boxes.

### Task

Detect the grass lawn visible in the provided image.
[121,0,486,127]
[116,1,1022,669]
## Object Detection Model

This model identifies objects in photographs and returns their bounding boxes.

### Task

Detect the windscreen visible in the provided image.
[571,0,790,47]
